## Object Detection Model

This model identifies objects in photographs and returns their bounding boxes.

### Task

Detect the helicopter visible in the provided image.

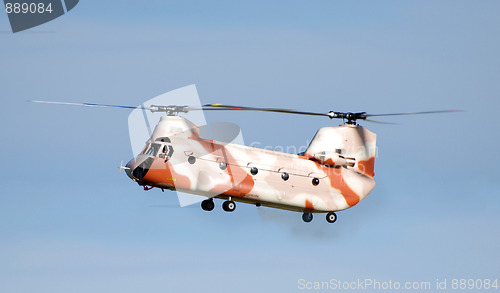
[32,95,459,223]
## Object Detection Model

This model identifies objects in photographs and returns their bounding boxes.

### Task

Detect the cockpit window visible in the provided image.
[142,143,162,156]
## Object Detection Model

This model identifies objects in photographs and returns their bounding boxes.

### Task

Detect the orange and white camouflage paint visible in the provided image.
[125,115,376,216]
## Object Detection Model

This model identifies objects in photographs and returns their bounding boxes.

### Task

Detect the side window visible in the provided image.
[141,144,151,155]
[142,143,161,156]
[149,143,161,156]
[159,144,174,160]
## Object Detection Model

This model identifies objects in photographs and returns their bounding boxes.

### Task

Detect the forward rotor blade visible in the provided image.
[29,100,229,113]
[30,100,149,110]
[365,110,462,117]
[203,104,330,117]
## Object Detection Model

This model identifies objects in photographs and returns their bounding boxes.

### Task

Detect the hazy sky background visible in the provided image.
[1,1,499,292]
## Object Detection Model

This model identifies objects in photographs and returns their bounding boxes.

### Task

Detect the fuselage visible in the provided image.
[125,116,377,213]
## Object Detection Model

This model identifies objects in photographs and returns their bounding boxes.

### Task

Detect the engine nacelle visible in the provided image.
[304,124,376,178]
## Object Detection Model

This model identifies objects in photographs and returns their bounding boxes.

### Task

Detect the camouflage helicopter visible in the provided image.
[32,97,458,223]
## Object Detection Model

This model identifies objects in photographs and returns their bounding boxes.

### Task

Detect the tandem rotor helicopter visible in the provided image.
[32,86,459,223]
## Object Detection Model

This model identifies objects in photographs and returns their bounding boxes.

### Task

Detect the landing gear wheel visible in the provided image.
[326,212,337,223]
[201,199,215,211]
[302,212,313,223]
[222,200,236,212]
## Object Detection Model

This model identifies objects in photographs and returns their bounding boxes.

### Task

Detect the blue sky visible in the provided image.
[1,1,499,292]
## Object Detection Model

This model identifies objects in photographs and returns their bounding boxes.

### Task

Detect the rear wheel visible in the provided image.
[302,212,313,223]
[222,200,236,212]
[326,212,337,223]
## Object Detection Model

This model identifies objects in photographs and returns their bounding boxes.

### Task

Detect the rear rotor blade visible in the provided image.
[364,119,397,125]
[365,110,462,117]
[203,104,330,117]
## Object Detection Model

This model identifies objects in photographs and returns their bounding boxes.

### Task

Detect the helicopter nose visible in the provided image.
[124,159,137,180]
[125,155,155,181]
[125,158,135,169]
